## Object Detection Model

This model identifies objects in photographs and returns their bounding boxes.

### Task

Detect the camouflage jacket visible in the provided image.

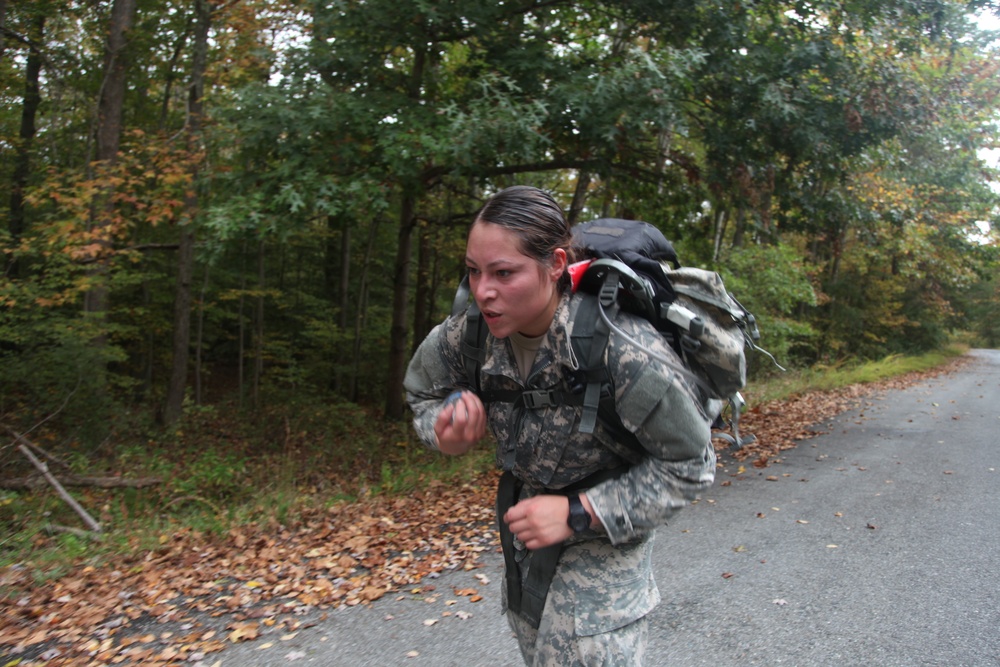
[404,291,716,546]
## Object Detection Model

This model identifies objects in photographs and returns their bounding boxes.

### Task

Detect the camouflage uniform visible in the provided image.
[404,292,716,667]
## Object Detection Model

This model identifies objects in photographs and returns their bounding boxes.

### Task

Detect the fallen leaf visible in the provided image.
[227,622,260,643]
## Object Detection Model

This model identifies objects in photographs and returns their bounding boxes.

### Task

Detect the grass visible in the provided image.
[0,344,970,573]
[744,344,969,406]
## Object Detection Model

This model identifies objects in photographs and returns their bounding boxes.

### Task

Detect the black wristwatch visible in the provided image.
[567,494,592,533]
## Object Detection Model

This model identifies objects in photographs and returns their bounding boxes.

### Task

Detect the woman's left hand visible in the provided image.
[503,495,575,550]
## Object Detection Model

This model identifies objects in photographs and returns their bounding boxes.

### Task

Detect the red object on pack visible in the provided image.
[568,260,593,293]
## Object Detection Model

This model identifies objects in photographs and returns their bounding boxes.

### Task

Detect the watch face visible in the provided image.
[568,496,590,532]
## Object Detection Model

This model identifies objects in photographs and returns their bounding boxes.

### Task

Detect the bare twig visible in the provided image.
[16,442,102,533]
[2,425,71,470]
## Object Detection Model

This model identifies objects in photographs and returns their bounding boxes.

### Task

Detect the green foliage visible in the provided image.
[174,449,248,500]
[746,345,968,406]
[965,272,1000,347]
[718,243,819,370]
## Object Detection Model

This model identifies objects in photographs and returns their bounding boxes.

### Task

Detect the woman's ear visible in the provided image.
[550,248,568,281]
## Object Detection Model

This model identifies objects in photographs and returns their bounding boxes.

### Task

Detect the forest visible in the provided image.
[1,0,999,505]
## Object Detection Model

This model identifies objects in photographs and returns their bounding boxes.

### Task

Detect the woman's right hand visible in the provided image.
[434,391,486,455]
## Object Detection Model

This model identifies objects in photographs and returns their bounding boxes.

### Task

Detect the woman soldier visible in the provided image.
[404,185,716,666]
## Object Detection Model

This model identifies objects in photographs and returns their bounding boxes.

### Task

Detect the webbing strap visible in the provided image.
[497,470,560,629]
[496,466,630,629]
[572,293,614,434]
[571,293,646,461]
[497,471,528,621]
[461,301,487,393]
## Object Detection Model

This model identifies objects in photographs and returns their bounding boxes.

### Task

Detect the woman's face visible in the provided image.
[466,221,566,339]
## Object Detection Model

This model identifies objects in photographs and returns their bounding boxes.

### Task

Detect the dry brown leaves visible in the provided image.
[0,474,500,666]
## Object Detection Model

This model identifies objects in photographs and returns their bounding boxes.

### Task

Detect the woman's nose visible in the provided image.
[472,276,496,303]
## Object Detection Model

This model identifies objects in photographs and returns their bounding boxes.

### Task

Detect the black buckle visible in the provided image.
[521,390,557,410]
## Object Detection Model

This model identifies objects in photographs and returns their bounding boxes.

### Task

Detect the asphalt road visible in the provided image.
[220,349,1000,667]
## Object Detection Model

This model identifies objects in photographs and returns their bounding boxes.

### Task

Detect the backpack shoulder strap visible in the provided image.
[461,300,486,394]
[569,293,610,435]
[571,288,646,462]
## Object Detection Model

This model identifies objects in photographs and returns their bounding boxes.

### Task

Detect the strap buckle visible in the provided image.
[520,389,558,410]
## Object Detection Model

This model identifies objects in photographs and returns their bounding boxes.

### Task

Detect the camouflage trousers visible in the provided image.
[504,537,657,667]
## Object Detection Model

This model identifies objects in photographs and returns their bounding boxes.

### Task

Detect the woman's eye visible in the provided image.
[496,269,511,278]
[467,267,480,276]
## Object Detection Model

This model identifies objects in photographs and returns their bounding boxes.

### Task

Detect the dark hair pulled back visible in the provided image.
[473,186,577,292]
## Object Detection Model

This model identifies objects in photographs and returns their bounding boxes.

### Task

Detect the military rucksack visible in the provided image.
[452,217,771,452]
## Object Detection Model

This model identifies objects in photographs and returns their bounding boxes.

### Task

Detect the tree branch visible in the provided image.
[15,442,102,532]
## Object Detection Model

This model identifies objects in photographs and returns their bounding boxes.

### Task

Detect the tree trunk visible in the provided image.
[163,0,209,425]
[384,194,416,419]
[83,0,137,321]
[731,204,747,249]
[712,207,729,263]
[322,214,352,393]
[238,242,248,409]
[0,0,8,63]
[655,127,673,196]
[412,222,430,353]
[159,18,192,130]
[568,171,591,226]
[95,0,135,167]
[350,217,381,402]
[6,13,43,277]
[253,238,266,409]
[195,265,209,404]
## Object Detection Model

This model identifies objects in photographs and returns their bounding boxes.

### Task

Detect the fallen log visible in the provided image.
[1,474,163,490]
